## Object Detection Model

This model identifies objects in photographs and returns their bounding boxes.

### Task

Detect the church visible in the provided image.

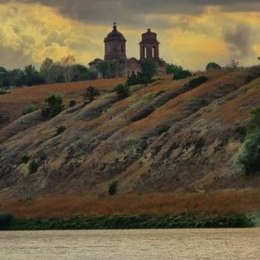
[89,23,166,78]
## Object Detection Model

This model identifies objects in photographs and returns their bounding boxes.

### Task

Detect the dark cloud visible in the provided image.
[0,46,33,68]
[1,0,259,27]
[224,24,254,58]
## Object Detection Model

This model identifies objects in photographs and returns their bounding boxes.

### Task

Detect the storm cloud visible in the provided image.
[1,0,260,26]
[224,24,254,58]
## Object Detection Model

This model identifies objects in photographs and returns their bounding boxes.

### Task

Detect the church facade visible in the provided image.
[89,23,166,78]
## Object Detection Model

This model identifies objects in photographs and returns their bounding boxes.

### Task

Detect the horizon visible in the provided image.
[0,1,260,70]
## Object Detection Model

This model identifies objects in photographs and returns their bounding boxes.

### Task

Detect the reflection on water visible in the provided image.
[0,229,259,260]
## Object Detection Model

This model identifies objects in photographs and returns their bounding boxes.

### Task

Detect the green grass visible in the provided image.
[0,213,254,230]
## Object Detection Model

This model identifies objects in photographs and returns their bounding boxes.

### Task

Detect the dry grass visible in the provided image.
[0,189,259,219]
[0,78,124,125]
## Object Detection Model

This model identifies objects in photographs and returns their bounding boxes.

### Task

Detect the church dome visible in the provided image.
[104,23,126,43]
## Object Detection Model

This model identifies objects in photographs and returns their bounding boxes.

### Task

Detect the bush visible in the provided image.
[28,160,40,174]
[108,180,119,196]
[69,99,76,107]
[187,76,208,89]
[84,86,100,103]
[246,107,260,135]
[22,105,38,115]
[0,89,10,95]
[0,214,14,230]
[56,125,66,135]
[206,62,222,71]
[166,64,192,79]
[114,84,130,99]
[42,94,64,118]
[21,154,30,164]
[235,131,260,175]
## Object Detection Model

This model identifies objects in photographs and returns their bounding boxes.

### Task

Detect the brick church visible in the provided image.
[89,23,166,78]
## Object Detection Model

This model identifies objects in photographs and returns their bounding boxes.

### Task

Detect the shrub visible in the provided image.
[235,131,260,175]
[42,94,64,118]
[69,99,76,107]
[0,214,14,230]
[206,62,222,71]
[114,84,130,99]
[84,86,100,103]
[187,76,208,89]
[174,69,192,80]
[0,113,9,124]
[246,107,260,135]
[0,89,9,95]
[22,105,38,115]
[108,180,119,196]
[28,160,40,174]
[21,154,30,164]
[56,125,66,135]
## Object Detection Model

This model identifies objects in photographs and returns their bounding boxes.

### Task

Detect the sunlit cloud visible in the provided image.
[0,1,259,70]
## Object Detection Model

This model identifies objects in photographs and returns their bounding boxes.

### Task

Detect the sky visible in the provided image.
[0,0,260,70]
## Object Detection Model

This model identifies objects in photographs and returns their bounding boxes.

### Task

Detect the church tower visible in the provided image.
[104,23,127,63]
[139,28,160,60]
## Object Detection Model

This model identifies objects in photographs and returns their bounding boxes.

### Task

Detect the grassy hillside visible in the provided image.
[0,67,260,217]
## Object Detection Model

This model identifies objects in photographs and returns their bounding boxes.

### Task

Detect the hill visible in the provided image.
[0,68,259,218]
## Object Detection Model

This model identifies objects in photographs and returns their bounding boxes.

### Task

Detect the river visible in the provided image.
[0,229,259,259]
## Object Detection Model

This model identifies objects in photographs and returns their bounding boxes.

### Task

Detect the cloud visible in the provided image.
[1,0,260,27]
[224,24,254,58]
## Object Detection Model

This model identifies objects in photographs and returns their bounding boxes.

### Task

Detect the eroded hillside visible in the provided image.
[0,68,260,198]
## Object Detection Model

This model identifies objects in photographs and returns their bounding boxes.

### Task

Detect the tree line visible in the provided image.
[0,55,97,89]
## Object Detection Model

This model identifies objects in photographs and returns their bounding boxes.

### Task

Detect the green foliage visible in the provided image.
[96,60,121,79]
[235,107,260,175]
[127,59,157,86]
[69,99,76,107]
[84,86,100,103]
[22,105,38,115]
[140,59,157,80]
[206,62,222,71]
[28,160,40,174]
[42,94,64,118]
[0,214,14,230]
[21,154,30,164]
[0,89,9,95]
[4,214,254,230]
[246,107,260,135]
[186,76,208,89]
[166,64,192,79]
[71,64,94,81]
[114,84,130,99]
[56,125,66,136]
[23,64,45,86]
[108,180,119,196]
[235,131,260,175]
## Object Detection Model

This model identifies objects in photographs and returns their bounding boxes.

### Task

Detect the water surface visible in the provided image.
[0,229,259,260]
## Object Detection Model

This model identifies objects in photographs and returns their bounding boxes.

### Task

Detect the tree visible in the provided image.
[8,69,24,87]
[84,86,100,103]
[42,94,64,118]
[140,59,157,81]
[96,60,121,79]
[114,84,130,99]
[165,63,192,79]
[60,55,76,82]
[71,64,91,81]
[40,57,54,84]
[235,107,260,175]
[0,66,10,88]
[108,180,119,196]
[206,62,222,71]
[23,65,44,86]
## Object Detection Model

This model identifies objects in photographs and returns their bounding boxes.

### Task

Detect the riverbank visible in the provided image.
[0,213,255,230]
